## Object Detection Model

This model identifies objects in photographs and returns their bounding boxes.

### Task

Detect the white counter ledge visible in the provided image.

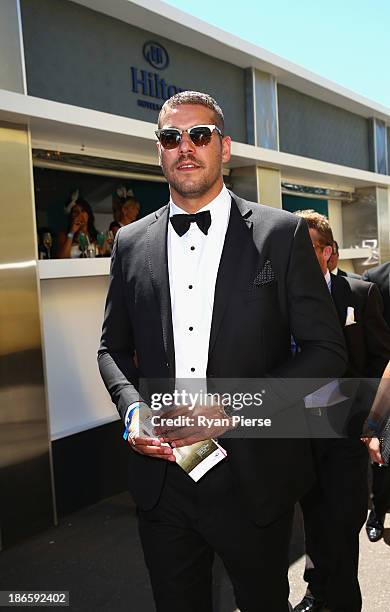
[339,248,371,260]
[37,247,371,280]
[39,257,111,279]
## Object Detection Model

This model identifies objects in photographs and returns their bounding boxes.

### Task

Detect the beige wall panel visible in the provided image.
[257,167,282,208]
[0,121,55,548]
[377,187,390,264]
[229,166,282,208]
[337,259,355,273]
[327,200,343,246]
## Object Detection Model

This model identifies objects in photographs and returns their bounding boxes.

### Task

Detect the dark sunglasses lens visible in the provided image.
[159,130,181,149]
[189,127,212,146]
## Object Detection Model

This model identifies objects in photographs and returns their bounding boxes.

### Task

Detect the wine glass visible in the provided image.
[43,232,52,259]
[106,230,114,254]
[78,232,88,258]
[96,232,105,256]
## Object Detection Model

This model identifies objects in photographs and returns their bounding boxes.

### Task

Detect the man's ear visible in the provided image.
[156,141,162,166]
[221,136,231,164]
[324,245,333,262]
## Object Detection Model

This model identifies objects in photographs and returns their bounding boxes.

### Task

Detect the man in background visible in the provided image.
[328,240,360,279]
[293,211,390,612]
[362,261,390,338]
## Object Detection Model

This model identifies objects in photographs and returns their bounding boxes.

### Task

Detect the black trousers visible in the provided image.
[300,439,368,612]
[138,459,293,612]
[371,462,390,517]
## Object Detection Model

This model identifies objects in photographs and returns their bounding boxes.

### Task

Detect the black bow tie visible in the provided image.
[170,210,211,237]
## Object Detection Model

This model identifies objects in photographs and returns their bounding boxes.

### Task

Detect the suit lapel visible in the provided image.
[208,196,254,358]
[330,274,351,328]
[146,206,175,375]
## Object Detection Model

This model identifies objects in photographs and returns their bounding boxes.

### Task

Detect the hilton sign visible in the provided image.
[131,41,184,111]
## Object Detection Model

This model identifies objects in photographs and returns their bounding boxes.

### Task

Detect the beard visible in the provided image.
[161,155,221,199]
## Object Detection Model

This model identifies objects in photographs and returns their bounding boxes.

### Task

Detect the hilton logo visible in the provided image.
[131,40,184,109]
[143,41,169,70]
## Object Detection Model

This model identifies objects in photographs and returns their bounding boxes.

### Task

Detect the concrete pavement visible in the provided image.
[0,492,388,611]
[288,513,390,611]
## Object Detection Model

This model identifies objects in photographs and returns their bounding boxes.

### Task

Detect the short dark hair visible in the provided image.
[332,240,339,254]
[294,210,334,247]
[158,91,224,132]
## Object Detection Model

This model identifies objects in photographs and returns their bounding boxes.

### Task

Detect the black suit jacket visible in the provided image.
[333,268,361,280]
[329,274,390,436]
[98,193,347,524]
[362,262,390,328]
[330,274,390,378]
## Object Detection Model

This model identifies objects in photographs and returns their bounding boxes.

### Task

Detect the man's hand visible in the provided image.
[361,436,384,464]
[127,433,176,461]
[154,403,233,448]
[126,408,176,461]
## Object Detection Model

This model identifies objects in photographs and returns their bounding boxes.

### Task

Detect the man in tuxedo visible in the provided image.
[328,240,361,279]
[98,91,347,612]
[361,262,390,542]
[362,262,390,323]
[293,211,390,612]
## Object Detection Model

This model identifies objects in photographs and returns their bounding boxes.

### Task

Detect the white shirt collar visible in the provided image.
[169,184,231,222]
[324,269,331,289]
[331,267,338,275]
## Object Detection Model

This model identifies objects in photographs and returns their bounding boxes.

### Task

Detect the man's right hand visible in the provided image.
[127,433,176,461]
[361,436,384,464]
[126,409,176,460]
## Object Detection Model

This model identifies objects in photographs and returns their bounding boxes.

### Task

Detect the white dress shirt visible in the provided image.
[168,184,231,384]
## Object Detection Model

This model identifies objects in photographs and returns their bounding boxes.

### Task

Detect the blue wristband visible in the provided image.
[366,418,382,435]
[122,403,142,440]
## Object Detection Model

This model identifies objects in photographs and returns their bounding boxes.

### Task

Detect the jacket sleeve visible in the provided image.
[97,230,143,422]
[263,218,348,410]
[363,282,390,378]
[274,218,347,378]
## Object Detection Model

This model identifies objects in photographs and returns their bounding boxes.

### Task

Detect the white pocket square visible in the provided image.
[345,306,356,326]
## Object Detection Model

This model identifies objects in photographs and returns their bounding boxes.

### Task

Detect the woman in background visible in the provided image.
[58,197,99,258]
[109,187,140,236]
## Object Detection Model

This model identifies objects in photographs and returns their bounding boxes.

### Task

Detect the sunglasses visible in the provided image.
[155,124,223,149]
